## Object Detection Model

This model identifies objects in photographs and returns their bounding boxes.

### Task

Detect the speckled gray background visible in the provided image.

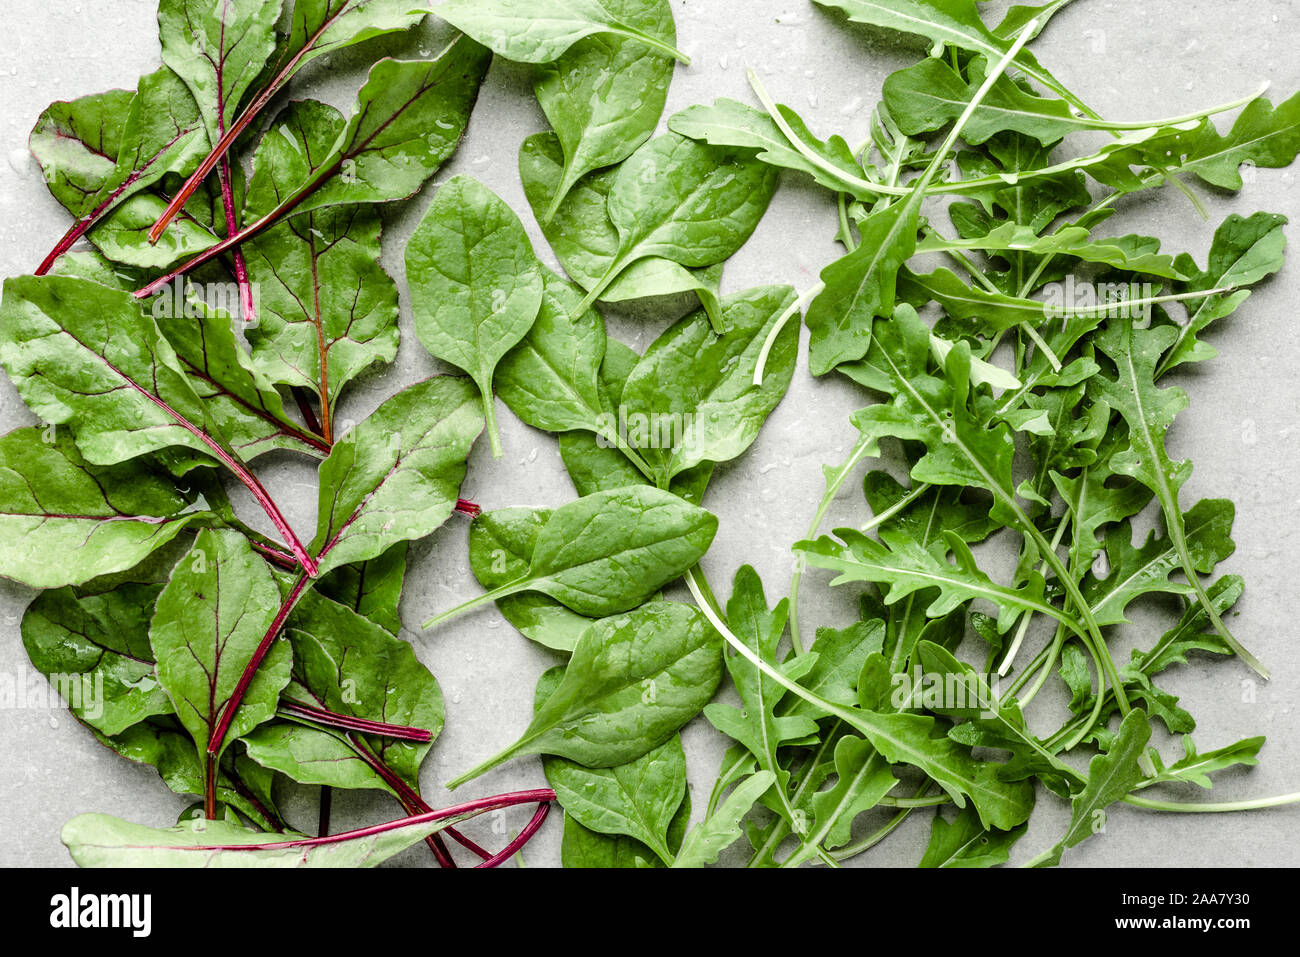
[2,0,1298,868]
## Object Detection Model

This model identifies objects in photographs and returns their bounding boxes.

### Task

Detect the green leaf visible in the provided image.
[0,427,206,588]
[407,176,546,458]
[671,771,776,867]
[30,68,206,248]
[242,36,492,222]
[1144,735,1264,790]
[433,0,689,64]
[813,0,1077,110]
[279,1,428,73]
[316,543,408,636]
[668,98,873,201]
[275,591,441,785]
[1174,91,1300,190]
[1159,212,1289,374]
[150,530,290,761]
[1081,500,1237,628]
[243,101,401,427]
[159,0,280,142]
[534,0,678,220]
[242,724,389,792]
[1032,709,1152,867]
[448,601,723,785]
[620,287,799,484]
[1092,321,1262,674]
[545,731,687,865]
[467,507,596,653]
[0,276,224,468]
[497,270,608,437]
[560,787,690,867]
[22,578,170,736]
[519,132,726,319]
[430,485,717,624]
[576,133,780,312]
[919,805,1026,868]
[798,735,897,855]
[61,805,487,868]
[310,376,483,577]
[805,199,919,375]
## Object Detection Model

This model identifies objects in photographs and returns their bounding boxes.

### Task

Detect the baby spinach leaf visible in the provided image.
[919,805,1027,868]
[519,132,726,323]
[560,799,690,868]
[620,286,799,484]
[448,601,723,785]
[407,176,546,458]
[0,428,206,589]
[534,0,678,220]
[434,0,689,65]
[669,98,874,201]
[310,376,483,577]
[671,770,776,867]
[425,486,717,626]
[542,671,687,868]
[576,134,780,314]
[497,270,608,437]
[467,508,596,653]
[150,529,291,762]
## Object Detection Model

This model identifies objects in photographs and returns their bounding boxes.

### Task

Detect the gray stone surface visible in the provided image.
[1,0,1297,867]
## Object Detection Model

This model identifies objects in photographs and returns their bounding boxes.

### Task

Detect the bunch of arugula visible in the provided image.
[7,0,1300,869]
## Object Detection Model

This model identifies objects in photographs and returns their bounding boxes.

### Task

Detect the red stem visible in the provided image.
[281,701,432,743]
[149,11,349,243]
[292,386,325,439]
[475,803,551,868]
[208,572,311,756]
[169,790,556,852]
[217,155,257,325]
[455,498,482,518]
[249,540,298,570]
[345,735,493,865]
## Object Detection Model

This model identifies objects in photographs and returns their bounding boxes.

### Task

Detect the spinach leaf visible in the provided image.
[534,0,678,220]
[407,176,546,458]
[434,0,689,64]
[447,601,723,785]
[425,485,717,626]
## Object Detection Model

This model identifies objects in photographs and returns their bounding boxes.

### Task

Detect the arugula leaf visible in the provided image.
[426,485,717,625]
[1142,735,1264,790]
[919,806,1026,868]
[1173,91,1300,190]
[1091,321,1264,676]
[1030,709,1152,867]
[433,0,690,65]
[535,0,678,220]
[671,771,776,867]
[0,428,206,589]
[310,376,483,577]
[150,529,290,763]
[407,176,546,458]
[448,601,723,786]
